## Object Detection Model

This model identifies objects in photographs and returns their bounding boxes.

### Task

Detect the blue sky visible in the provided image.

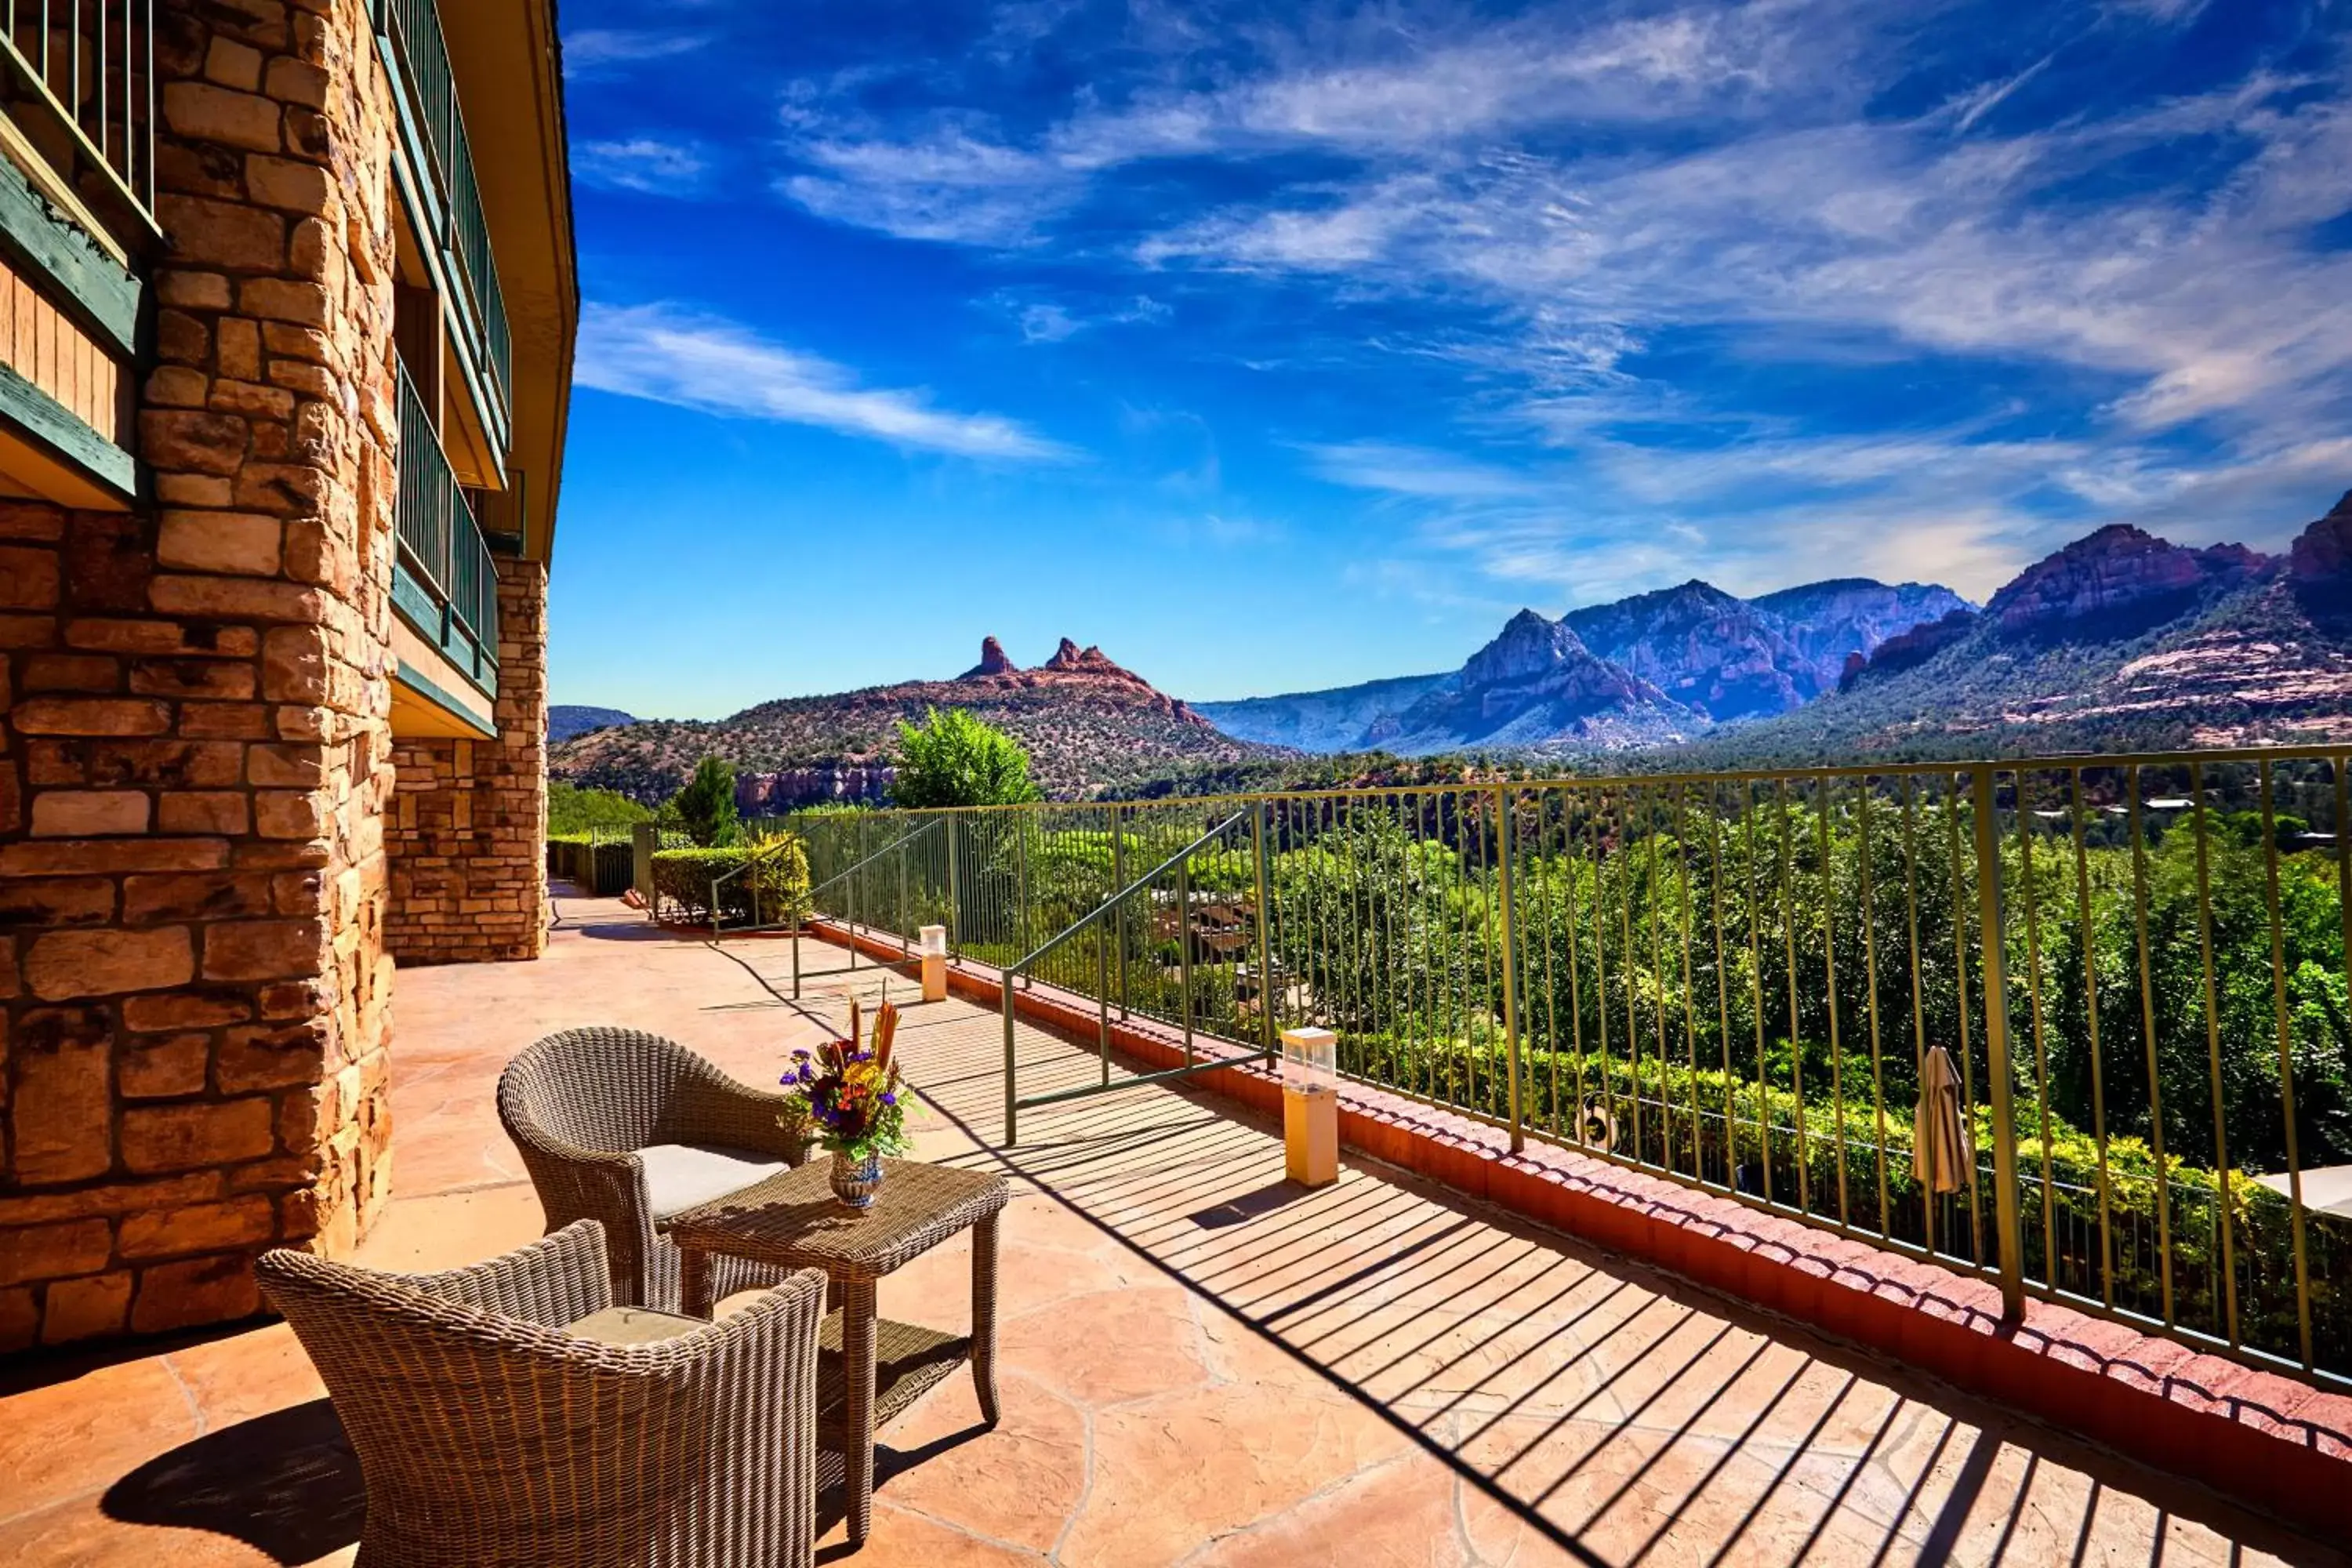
[549,0,2352,717]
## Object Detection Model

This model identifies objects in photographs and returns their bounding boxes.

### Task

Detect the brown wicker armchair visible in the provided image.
[257,1221,827,1568]
[499,1027,814,1310]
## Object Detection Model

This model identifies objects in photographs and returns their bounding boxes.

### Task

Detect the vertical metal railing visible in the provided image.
[371,0,511,437]
[0,0,157,233]
[393,359,498,665]
[777,746,2352,1391]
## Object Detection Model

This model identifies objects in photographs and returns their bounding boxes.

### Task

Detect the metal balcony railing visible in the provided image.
[777,747,2352,1394]
[394,360,498,680]
[371,0,512,450]
[0,0,158,236]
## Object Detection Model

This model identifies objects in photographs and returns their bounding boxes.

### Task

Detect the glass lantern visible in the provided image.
[1281,1027,1338,1096]
[918,925,948,959]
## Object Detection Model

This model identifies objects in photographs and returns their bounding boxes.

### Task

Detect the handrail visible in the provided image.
[785,818,944,996]
[1007,810,1247,975]
[708,831,813,936]
[1001,809,1258,1144]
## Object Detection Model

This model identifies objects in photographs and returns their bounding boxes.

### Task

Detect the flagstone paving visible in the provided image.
[0,893,2339,1567]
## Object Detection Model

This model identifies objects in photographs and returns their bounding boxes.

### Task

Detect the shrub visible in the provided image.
[652,838,811,927]
[546,833,633,895]
[892,707,1042,808]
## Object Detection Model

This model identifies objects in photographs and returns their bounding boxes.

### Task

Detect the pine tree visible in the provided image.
[673,755,741,846]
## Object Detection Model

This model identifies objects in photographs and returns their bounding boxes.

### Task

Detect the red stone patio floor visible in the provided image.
[0,891,2341,1566]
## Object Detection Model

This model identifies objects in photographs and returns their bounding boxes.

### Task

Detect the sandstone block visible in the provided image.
[82,739,246,789]
[264,56,328,109]
[151,573,321,622]
[156,308,209,365]
[158,510,282,575]
[41,1271,133,1343]
[163,82,282,154]
[12,696,171,736]
[24,652,120,691]
[8,1008,111,1182]
[178,701,273,739]
[0,544,60,609]
[255,789,328,840]
[144,365,211,408]
[201,916,323,981]
[27,926,194,999]
[241,278,328,326]
[156,270,232,310]
[0,1218,113,1286]
[30,790,149,837]
[121,1098,275,1175]
[217,316,263,380]
[133,659,259,701]
[210,378,299,421]
[124,871,274,923]
[118,1196,276,1260]
[0,876,114,927]
[157,792,251,836]
[0,837,228,876]
[246,154,332,215]
[203,37,263,92]
[216,1020,327,1092]
[119,1033,211,1098]
[67,619,259,658]
[0,611,59,648]
[141,408,249,477]
[131,1254,263,1334]
[122,988,251,1032]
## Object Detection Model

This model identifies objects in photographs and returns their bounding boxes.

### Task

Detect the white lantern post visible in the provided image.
[1280,1026,1339,1187]
[919,924,949,1003]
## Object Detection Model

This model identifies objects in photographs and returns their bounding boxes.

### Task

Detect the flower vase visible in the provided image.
[829,1149,884,1208]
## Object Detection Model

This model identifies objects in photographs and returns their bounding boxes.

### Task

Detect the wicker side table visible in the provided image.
[669,1159,1009,1548]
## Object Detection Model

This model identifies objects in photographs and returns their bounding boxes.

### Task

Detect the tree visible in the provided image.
[891,707,1043,808]
[547,782,653,836]
[672,755,741,846]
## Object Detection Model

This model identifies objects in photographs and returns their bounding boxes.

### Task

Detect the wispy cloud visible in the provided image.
[563,28,713,80]
[576,138,707,195]
[575,303,1076,461]
[1298,441,1544,499]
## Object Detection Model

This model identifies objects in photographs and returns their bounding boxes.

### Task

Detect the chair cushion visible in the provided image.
[566,1305,705,1346]
[638,1142,787,1220]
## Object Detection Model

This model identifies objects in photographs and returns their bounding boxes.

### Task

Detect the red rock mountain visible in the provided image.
[551,637,1257,804]
[1983,524,2270,637]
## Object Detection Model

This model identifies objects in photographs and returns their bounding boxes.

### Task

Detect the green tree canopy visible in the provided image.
[547,782,654,836]
[671,755,742,846]
[891,707,1044,808]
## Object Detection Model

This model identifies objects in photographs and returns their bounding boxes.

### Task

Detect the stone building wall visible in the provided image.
[385,555,547,963]
[0,0,399,1349]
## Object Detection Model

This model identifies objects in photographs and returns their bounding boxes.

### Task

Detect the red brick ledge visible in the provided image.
[804,920,2352,1537]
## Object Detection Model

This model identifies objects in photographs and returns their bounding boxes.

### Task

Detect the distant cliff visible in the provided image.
[549,637,1280,803]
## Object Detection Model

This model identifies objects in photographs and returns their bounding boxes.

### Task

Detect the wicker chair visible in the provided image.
[499,1027,814,1310]
[257,1221,827,1568]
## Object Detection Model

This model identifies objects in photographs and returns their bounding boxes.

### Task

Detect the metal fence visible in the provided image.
[371,0,511,443]
[394,361,499,659]
[0,0,156,233]
[778,746,2352,1391]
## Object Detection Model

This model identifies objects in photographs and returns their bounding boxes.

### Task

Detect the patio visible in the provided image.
[0,890,2338,1567]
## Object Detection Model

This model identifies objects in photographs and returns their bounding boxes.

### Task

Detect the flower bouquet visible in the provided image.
[783,996,909,1207]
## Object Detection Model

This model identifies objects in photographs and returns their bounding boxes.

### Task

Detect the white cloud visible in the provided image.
[575,303,1076,461]
[563,29,712,79]
[576,138,707,195]
[1298,441,1543,499]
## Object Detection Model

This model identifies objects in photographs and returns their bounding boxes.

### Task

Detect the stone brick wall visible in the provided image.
[385,554,548,963]
[0,0,399,1349]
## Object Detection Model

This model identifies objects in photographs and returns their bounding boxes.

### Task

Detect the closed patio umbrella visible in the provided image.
[1913,1046,1972,1195]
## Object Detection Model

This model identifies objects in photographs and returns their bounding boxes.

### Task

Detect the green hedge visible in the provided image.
[652,839,811,927]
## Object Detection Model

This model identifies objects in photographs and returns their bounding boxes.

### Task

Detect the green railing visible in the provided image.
[393,361,497,688]
[782,744,2352,1392]
[0,2,156,238]
[371,0,511,453]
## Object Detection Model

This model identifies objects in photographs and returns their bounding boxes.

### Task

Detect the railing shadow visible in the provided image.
[881,965,2339,1567]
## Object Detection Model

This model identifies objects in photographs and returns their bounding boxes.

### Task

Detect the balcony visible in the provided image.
[390,360,498,708]
[2,887,2341,1563]
[371,0,513,467]
[0,1,158,246]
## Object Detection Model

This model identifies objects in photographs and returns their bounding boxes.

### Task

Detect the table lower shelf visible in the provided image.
[815,1310,971,1443]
